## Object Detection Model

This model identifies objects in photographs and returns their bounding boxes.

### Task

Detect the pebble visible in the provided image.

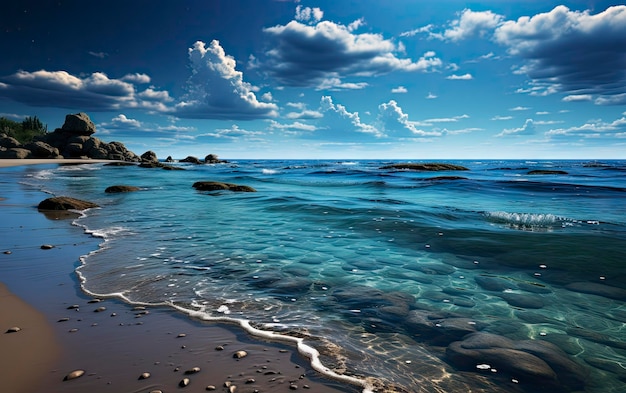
[94,306,106,313]
[63,369,85,381]
[68,328,79,333]
[179,377,190,387]
[150,391,163,393]
[139,372,151,380]
[215,345,224,351]
[185,367,201,374]
[3,250,11,254]
[290,384,298,390]
[177,333,187,338]
[40,244,54,250]
[58,317,70,322]
[206,386,216,391]
[5,326,21,333]
[233,350,248,359]
[67,304,80,310]
[88,299,102,303]
[245,378,256,384]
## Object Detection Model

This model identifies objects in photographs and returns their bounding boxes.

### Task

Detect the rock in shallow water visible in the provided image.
[38,196,98,211]
[63,369,85,381]
[565,282,626,301]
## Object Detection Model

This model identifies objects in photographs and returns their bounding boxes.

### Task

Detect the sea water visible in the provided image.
[14,160,626,392]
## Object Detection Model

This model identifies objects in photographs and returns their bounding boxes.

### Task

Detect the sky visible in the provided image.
[1,0,625,159]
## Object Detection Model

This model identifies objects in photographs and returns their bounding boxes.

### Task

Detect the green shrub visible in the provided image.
[0,116,48,143]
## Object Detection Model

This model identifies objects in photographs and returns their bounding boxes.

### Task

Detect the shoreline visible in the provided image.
[0,158,123,168]
[0,163,361,393]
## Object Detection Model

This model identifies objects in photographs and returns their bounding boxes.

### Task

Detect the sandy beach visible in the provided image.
[0,160,358,393]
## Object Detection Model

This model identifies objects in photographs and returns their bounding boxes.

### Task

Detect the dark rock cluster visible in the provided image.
[0,113,140,161]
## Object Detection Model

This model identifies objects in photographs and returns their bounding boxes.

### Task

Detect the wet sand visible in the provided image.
[0,162,360,393]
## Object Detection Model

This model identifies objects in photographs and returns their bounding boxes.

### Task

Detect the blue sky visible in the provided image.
[1,0,625,159]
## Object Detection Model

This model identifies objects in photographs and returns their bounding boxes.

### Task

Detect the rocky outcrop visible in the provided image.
[140,151,158,163]
[381,163,469,171]
[192,181,256,192]
[38,196,99,211]
[180,156,202,164]
[105,185,141,193]
[0,112,140,162]
[205,154,227,164]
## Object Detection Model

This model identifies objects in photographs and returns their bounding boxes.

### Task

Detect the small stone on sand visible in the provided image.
[177,333,187,338]
[67,304,79,309]
[3,250,11,254]
[94,306,106,312]
[185,367,201,374]
[63,369,85,381]
[40,244,54,250]
[206,386,216,391]
[233,350,248,359]
[5,326,21,333]
[139,372,151,380]
[179,377,190,387]
[58,317,70,322]
[215,345,224,351]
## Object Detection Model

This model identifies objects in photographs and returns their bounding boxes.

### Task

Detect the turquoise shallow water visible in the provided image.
[7,160,626,392]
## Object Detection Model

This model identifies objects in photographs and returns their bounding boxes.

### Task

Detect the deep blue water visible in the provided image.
[10,160,626,392]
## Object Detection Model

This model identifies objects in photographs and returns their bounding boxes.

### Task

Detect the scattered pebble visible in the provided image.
[215,345,224,351]
[58,317,70,322]
[63,369,85,381]
[245,378,256,384]
[88,299,102,303]
[290,384,298,390]
[177,333,187,338]
[150,391,163,393]
[5,326,21,333]
[68,328,79,333]
[67,304,80,310]
[185,367,201,374]
[40,244,54,250]
[206,386,216,391]
[233,350,248,359]
[179,377,190,387]
[3,250,12,254]
[94,306,106,312]
[229,386,237,393]
[110,313,117,317]
[139,372,151,380]
[539,264,547,269]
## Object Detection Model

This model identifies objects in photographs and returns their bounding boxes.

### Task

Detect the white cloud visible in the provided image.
[546,115,626,137]
[497,118,536,137]
[285,110,323,119]
[441,9,504,41]
[317,96,382,139]
[260,11,442,88]
[377,100,442,137]
[174,40,278,120]
[391,86,408,93]
[447,73,473,80]
[295,5,323,24]
[122,73,151,84]
[424,114,469,123]
[509,106,530,111]
[269,120,317,132]
[562,94,592,102]
[426,92,438,99]
[111,114,141,128]
[494,5,626,104]
[315,78,369,91]
[491,115,513,120]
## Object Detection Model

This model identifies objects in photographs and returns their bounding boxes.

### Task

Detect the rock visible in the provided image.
[63,369,85,381]
[474,276,512,292]
[565,282,626,301]
[0,147,31,159]
[139,372,151,380]
[193,181,256,192]
[499,292,545,309]
[38,196,99,211]
[514,340,587,389]
[233,350,248,359]
[23,141,60,158]
[105,185,140,193]
[61,112,96,135]
[381,163,469,171]
[185,367,201,374]
[179,377,190,387]
[141,150,158,163]
[40,244,55,250]
[205,154,225,163]
[0,134,21,148]
[181,155,202,164]
[527,170,568,175]
[165,155,174,162]
[5,326,21,333]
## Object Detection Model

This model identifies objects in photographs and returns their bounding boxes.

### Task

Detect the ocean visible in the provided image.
[8,159,626,392]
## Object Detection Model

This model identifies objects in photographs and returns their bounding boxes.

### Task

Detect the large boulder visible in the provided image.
[381,163,469,171]
[205,154,226,164]
[61,112,96,135]
[38,196,99,211]
[192,181,256,192]
[0,134,21,149]
[24,141,60,158]
[105,185,140,193]
[0,147,32,159]
[181,155,202,164]
[140,151,158,163]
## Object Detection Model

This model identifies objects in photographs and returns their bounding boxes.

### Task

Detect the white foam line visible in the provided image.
[173,305,375,393]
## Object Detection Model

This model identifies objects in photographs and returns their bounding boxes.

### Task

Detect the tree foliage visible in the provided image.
[0,115,48,143]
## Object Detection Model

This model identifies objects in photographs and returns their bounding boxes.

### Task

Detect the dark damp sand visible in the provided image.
[0,163,360,393]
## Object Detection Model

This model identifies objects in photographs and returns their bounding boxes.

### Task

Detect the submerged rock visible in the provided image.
[105,185,140,193]
[527,170,568,175]
[38,196,99,211]
[381,163,469,171]
[564,282,626,301]
[192,181,256,192]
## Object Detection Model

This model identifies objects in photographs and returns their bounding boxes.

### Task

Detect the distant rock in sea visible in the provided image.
[381,163,469,171]
[38,196,99,211]
[105,185,141,193]
[527,170,568,175]
[192,181,256,192]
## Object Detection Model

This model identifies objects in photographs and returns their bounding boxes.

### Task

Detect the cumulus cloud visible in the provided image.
[295,5,323,23]
[426,92,438,99]
[391,86,408,93]
[174,40,278,120]
[491,115,513,121]
[111,114,141,128]
[497,119,536,137]
[122,73,151,84]
[0,69,170,111]
[447,73,473,80]
[494,5,626,104]
[285,109,323,119]
[318,96,381,138]
[260,10,442,88]
[377,100,441,137]
[198,124,265,142]
[440,9,504,41]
